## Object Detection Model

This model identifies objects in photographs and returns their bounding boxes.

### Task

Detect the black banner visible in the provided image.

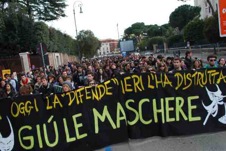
[1,69,226,151]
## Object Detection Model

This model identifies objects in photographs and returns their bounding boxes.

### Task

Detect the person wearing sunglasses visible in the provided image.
[204,55,218,68]
[157,62,168,73]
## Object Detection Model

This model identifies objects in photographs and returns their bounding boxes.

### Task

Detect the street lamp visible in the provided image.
[73,1,83,62]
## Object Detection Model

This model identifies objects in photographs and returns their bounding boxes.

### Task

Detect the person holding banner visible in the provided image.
[157,62,168,73]
[62,81,73,93]
[192,58,203,70]
[19,84,33,96]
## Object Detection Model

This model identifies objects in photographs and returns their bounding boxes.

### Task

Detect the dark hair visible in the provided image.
[87,71,94,76]
[218,57,225,64]
[185,50,192,57]
[193,58,203,68]
[4,82,14,91]
[4,74,10,78]
[207,54,217,61]
[157,55,163,60]
[173,57,181,62]
[48,74,55,79]
[166,57,172,60]
[41,76,48,80]
[19,84,33,95]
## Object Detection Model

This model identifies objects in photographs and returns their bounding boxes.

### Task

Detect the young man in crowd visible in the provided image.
[184,50,193,70]
[169,57,183,73]
[38,77,54,97]
[84,72,98,86]
[204,54,218,68]
[33,75,42,94]
[73,65,86,88]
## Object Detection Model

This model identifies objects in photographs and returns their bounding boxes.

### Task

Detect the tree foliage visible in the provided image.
[2,0,67,21]
[124,22,146,36]
[0,0,101,59]
[167,34,184,47]
[147,25,168,38]
[0,8,90,57]
[184,18,205,43]
[77,30,100,58]
[149,36,166,45]
[203,13,226,43]
[169,4,201,30]
[177,0,215,15]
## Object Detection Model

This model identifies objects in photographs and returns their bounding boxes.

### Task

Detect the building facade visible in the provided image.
[194,0,218,19]
[97,39,118,56]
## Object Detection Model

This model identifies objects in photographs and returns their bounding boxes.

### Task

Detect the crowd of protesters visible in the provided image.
[0,50,225,99]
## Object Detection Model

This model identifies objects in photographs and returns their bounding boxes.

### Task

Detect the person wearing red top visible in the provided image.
[20,74,32,87]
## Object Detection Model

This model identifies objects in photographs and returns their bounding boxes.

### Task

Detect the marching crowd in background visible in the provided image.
[0,50,225,99]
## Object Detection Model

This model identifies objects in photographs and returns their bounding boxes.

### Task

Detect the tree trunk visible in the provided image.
[206,0,215,15]
[25,0,32,19]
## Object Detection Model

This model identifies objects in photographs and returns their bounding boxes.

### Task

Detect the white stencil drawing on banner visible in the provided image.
[0,116,14,151]
[202,84,226,125]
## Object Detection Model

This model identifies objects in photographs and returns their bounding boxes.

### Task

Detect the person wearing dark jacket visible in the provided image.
[38,77,54,97]
[1,82,17,98]
[184,50,193,70]
[73,66,86,88]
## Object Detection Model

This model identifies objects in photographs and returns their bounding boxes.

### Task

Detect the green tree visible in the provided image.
[33,22,49,45]
[184,18,205,43]
[17,14,35,53]
[0,12,6,42]
[147,25,161,37]
[1,4,20,55]
[36,0,67,21]
[165,27,176,38]
[77,30,100,58]
[178,0,215,15]
[203,13,226,43]
[149,36,166,46]
[48,28,76,54]
[31,22,49,53]
[124,22,146,36]
[48,27,58,52]
[5,0,67,21]
[169,4,201,30]
[55,30,65,52]
[138,37,149,51]
[167,35,184,47]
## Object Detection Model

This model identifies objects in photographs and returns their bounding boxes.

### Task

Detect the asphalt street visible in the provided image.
[97,131,226,151]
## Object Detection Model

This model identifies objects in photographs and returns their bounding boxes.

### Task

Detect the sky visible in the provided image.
[46,0,194,40]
